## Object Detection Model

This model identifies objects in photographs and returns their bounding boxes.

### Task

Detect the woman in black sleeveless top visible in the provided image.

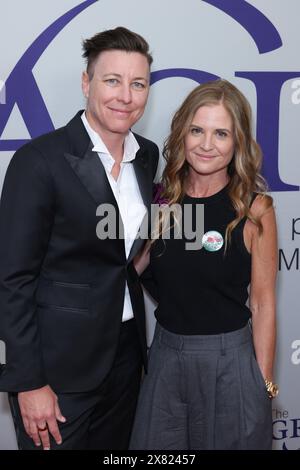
[130,79,277,450]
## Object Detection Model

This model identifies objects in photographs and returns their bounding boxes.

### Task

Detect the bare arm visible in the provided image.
[247,196,278,381]
[134,240,151,276]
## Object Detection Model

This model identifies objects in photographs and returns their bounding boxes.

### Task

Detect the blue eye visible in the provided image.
[105,78,119,85]
[132,82,146,89]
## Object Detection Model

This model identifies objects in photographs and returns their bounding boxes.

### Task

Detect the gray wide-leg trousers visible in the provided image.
[130,322,272,450]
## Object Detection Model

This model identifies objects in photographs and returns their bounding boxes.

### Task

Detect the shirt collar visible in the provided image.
[81,111,140,163]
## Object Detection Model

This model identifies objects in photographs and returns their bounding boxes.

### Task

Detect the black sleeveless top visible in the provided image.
[150,185,252,334]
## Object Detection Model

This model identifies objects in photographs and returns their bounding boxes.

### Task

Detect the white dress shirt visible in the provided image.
[81,112,146,321]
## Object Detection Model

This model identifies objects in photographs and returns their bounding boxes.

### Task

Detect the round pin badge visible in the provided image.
[202,230,224,252]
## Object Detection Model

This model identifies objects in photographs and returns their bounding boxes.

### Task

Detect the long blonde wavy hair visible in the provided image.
[155,79,271,245]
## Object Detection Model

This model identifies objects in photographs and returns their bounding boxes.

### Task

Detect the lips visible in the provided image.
[109,107,131,115]
[195,153,216,159]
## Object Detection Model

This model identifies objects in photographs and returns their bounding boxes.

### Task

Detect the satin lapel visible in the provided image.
[65,141,127,244]
[64,141,117,208]
[64,112,126,253]
[133,148,152,211]
[128,147,152,263]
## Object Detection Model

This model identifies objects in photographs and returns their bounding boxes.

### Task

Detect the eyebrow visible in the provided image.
[216,128,232,133]
[102,73,148,82]
[189,124,232,133]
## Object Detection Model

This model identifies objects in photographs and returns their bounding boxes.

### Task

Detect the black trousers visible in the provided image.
[8,319,143,450]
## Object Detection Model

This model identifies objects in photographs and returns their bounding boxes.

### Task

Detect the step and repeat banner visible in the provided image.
[0,0,299,450]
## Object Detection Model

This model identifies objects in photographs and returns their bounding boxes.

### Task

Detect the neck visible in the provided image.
[85,110,126,163]
[104,137,124,163]
[186,171,229,198]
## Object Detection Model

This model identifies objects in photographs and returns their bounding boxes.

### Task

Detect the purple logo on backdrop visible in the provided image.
[202,0,282,53]
[0,0,98,151]
[0,0,299,191]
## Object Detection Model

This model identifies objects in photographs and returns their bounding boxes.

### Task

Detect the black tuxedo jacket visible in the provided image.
[0,111,159,393]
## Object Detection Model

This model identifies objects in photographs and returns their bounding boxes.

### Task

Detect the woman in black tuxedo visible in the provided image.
[0,27,158,450]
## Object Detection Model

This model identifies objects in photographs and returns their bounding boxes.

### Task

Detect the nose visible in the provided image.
[200,133,214,151]
[117,84,132,104]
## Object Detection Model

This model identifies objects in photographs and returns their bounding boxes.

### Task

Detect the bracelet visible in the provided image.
[265,379,279,399]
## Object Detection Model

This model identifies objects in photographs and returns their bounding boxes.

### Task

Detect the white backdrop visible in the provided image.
[0,0,299,450]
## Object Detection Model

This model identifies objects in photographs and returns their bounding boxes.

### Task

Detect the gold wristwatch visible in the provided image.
[265,379,279,399]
